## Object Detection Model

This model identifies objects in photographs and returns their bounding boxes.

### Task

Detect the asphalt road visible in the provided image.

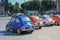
[0,17,60,40]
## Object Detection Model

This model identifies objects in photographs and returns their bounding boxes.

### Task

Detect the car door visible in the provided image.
[14,18,21,29]
[10,17,16,29]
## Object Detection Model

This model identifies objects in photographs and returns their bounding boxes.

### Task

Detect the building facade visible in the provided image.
[57,0,60,11]
[0,0,5,16]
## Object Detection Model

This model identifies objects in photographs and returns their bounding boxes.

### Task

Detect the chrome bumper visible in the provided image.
[21,28,34,31]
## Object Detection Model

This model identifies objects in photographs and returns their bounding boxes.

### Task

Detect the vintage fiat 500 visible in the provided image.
[6,15,35,34]
[30,15,42,29]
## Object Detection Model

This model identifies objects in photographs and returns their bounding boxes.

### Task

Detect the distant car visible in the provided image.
[40,16,50,26]
[6,15,35,34]
[55,14,60,18]
[43,15,55,26]
[52,16,60,25]
[0,15,5,17]
[12,13,24,16]
[30,15,42,29]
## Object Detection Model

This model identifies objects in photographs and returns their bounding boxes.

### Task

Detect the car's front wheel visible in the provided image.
[55,22,59,26]
[17,28,21,34]
[28,30,34,33]
[43,22,47,26]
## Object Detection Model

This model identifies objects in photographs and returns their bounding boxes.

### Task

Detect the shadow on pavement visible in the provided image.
[0,30,32,36]
[43,26,53,27]
[35,28,40,30]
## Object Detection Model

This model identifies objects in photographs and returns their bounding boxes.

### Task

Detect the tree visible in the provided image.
[4,0,9,11]
[14,2,20,13]
[21,1,41,10]
[41,0,56,11]
[32,0,40,1]
[8,3,15,15]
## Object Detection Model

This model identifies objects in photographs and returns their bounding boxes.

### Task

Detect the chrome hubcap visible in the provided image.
[17,29,20,34]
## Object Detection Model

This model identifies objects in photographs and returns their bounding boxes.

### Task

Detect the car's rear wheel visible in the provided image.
[17,28,21,34]
[6,25,10,32]
[58,23,60,26]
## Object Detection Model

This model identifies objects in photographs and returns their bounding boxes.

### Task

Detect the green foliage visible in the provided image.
[8,3,15,15]
[21,0,56,11]
[41,0,56,11]
[4,0,9,11]
[21,1,41,10]
[4,0,22,15]
[4,0,56,15]
[14,2,20,13]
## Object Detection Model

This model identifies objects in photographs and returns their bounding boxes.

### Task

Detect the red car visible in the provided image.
[52,16,60,25]
[30,15,42,29]
[55,14,60,18]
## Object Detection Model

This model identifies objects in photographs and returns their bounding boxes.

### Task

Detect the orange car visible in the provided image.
[30,15,43,29]
[55,14,60,18]
[52,16,60,25]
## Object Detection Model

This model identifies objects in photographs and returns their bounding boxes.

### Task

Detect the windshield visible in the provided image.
[41,16,46,19]
[22,17,32,24]
[43,15,50,17]
[58,16,60,18]
[34,16,39,19]
[22,17,30,22]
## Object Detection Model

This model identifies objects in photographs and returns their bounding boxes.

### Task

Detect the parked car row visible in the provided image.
[6,13,60,34]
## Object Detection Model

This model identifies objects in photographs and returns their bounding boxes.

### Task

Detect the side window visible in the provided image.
[10,18,15,22]
[15,18,20,23]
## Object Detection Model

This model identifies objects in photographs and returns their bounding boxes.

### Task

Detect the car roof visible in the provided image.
[43,15,50,17]
[17,15,29,19]
[12,13,24,17]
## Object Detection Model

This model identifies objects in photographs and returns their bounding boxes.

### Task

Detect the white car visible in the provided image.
[40,16,50,26]
[43,15,55,26]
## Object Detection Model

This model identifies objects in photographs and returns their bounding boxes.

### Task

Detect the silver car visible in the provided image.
[43,15,55,26]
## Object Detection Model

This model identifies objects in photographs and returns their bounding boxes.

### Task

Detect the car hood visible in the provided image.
[23,22,34,28]
[41,19,49,23]
[46,18,52,22]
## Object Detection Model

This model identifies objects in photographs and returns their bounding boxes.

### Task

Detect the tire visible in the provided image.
[58,23,60,26]
[6,25,10,32]
[50,24,53,26]
[43,22,47,26]
[17,28,21,34]
[55,22,59,26]
[39,26,42,29]
[9,29,13,32]
[29,30,34,33]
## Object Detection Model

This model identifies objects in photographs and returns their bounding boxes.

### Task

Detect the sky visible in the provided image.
[8,0,56,5]
[9,0,31,5]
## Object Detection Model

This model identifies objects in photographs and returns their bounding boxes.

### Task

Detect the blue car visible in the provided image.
[6,15,35,34]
